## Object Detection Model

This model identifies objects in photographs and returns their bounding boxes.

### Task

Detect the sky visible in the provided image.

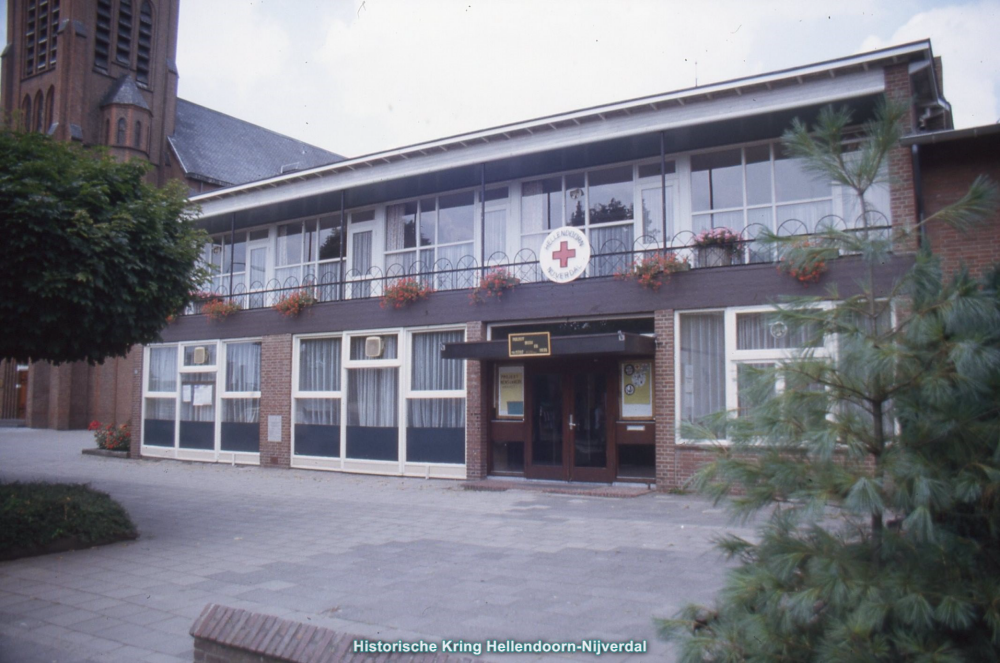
[2,1,998,158]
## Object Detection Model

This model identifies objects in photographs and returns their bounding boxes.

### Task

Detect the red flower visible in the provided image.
[88,420,101,431]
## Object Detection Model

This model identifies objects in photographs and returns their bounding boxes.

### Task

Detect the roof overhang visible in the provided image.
[901,123,1000,147]
[442,332,655,361]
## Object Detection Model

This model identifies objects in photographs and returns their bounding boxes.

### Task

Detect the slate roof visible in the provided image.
[100,75,150,110]
[169,99,343,187]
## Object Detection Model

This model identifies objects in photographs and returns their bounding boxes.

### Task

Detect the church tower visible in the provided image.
[2,0,180,185]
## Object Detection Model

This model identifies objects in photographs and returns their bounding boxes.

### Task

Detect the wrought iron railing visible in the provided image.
[185,214,891,315]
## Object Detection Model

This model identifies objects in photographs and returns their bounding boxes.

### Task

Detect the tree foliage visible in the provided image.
[661,102,1000,661]
[0,127,205,364]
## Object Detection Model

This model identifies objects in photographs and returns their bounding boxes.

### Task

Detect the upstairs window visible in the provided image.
[691,144,833,236]
[116,117,126,145]
[136,2,153,84]
[385,192,475,287]
[95,0,112,69]
[116,0,133,65]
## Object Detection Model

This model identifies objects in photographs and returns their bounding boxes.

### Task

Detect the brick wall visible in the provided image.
[130,347,145,459]
[653,310,676,490]
[920,134,1000,279]
[259,334,292,468]
[884,63,919,254]
[465,321,488,480]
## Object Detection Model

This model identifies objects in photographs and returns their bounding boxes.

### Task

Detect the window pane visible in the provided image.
[299,338,342,391]
[412,331,464,390]
[144,398,175,447]
[521,177,561,235]
[347,368,398,427]
[565,173,586,227]
[351,210,375,223]
[641,186,673,241]
[318,216,342,261]
[776,201,833,234]
[223,398,259,423]
[484,187,509,202]
[419,198,436,246]
[736,312,821,349]
[737,363,776,415]
[438,192,474,244]
[588,165,633,224]
[386,202,417,251]
[148,347,177,392]
[680,313,726,426]
[225,342,260,392]
[295,398,340,425]
[692,209,744,235]
[350,335,398,360]
[638,161,675,178]
[179,372,215,449]
[276,222,303,266]
[183,344,216,366]
[691,149,742,210]
[224,232,247,275]
[745,145,772,206]
[774,148,831,202]
[407,398,465,428]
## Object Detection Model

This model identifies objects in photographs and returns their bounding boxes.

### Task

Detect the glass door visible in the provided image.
[347,216,374,299]
[569,371,612,483]
[245,239,269,308]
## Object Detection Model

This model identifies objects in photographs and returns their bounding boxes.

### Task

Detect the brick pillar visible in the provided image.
[47,362,73,430]
[25,361,50,428]
[259,334,292,468]
[465,321,488,480]
[130,346,144,458]
[653,309,676,491]
[884,63,919,254]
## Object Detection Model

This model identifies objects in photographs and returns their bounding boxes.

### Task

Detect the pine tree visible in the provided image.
[660,101,1000,662]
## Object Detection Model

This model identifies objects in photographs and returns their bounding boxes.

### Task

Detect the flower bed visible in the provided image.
[470,269,520,304]
[380,278,433,309]
[615,253,689,291]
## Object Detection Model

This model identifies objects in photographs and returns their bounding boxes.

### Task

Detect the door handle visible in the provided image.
[568,414,576,430]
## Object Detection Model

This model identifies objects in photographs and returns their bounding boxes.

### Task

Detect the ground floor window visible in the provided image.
[142,339,261,457]
[292,327,466,469]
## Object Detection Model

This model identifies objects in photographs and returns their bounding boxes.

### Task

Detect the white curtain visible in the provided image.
[777,201,833,234]
[408,399,465,428]
[347,368,398,427]
[145,398,175,420]
[680,313,726,423]
[226,342,260,392]
[181,373,215,423]
[299,338,341,391]
[385,204,405,253]
[411,331,463,390]
[223,398,259,424]
[736,313,817,350]
[590,224,633,276]
[148,347,177,392]
[484,209,506,261]
[295,398,340,425]
[350,335,397,360]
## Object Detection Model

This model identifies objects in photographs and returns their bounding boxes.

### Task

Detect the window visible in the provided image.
[638,161,676,243]
[678,307,831,442]
[407,330,465,464]
[294,337,342,458]
[44,87,54,133]
[34,92,43,132]
[345,335,399,462]
[221,342,261,453]
[21,96,31,132]
[385,193,476,288]
[521,166,636,275]
[691,144,833,237]
[275,215,343,298]
[95,0,112,69]
[134,120,142,149]
[116,0,133,65]
[136,2,153,84]
[144,346,177,447]
[199,233,247,294]
[116,118,126,145]
[23,0,60,76]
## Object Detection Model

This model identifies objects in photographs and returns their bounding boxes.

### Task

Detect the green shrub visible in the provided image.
[0,482,137,560]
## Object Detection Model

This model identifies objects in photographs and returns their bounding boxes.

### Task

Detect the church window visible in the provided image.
[22,96,32,131]
[134,120,143,149]
[117,118,127,145]
[95,0,112,70]
[116,0,134,65]
[34,91,44,132]
[136,2,153,85]
[45,87,55,132]
[23,0,60,76]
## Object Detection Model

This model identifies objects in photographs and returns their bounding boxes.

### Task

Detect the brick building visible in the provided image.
[0,0,342,426]
[127,40,997,489]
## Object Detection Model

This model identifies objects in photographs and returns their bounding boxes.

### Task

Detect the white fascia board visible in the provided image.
[196,68,886,220]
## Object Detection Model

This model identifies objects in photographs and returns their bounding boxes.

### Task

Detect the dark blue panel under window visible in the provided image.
[406,427,465,464]
[221,422,259,453]
[179,421,214,450]
[143,419,174,447]
[294,424,340,457]
[346,426,398,461]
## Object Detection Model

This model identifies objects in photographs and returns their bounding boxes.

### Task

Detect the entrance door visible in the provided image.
[526,364,614,482]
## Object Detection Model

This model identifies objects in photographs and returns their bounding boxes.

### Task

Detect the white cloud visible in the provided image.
[860,1,1000,127]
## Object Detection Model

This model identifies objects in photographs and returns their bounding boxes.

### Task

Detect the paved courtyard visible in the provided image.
[0,430,752,662]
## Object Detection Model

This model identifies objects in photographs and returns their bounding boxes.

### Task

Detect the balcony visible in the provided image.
[184,215,892,316]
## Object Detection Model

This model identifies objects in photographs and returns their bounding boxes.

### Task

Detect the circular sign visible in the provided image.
[769,321,788,339]
[539,226,591,284]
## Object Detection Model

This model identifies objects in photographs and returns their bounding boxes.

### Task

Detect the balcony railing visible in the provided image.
[185,215,891,315]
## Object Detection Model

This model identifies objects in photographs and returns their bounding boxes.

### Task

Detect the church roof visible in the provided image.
[100,75,151,110]
[169,99,343,187]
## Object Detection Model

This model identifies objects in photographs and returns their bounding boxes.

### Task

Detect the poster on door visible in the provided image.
[497,366,524,418]
[621,361,652,419]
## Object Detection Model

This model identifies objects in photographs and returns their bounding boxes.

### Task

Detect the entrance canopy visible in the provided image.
[441,332,655,360]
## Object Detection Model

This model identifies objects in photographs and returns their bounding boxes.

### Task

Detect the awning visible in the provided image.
[441,332,655,360]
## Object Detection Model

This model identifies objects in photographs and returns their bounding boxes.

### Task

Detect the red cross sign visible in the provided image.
[552,241,576,268]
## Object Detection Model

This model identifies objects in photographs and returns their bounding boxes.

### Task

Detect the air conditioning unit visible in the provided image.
[193,346,207,365]
[364,336,383,358]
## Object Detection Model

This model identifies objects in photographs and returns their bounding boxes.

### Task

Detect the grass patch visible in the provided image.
[0,482,137,561]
